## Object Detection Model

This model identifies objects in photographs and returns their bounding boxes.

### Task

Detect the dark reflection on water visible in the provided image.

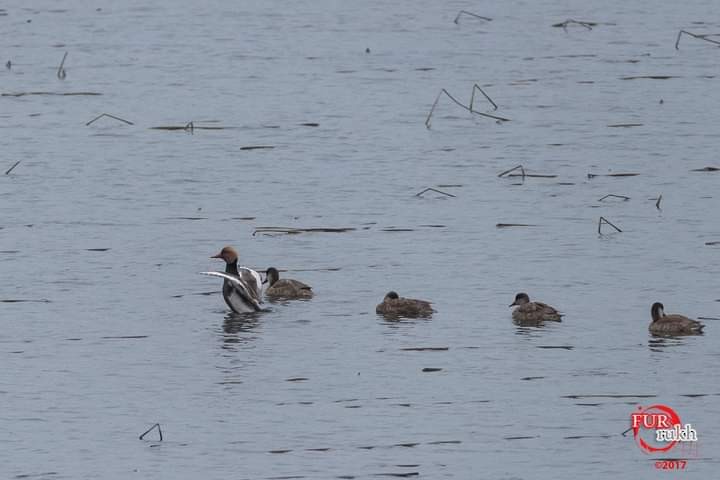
[220,312,262,346]
[647,335,701,351]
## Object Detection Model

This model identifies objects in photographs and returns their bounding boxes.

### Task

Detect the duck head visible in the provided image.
[384,291,400,301]
[510,292,530,307]
[211,246,239,264]
[264,267,280,287]
[651,302,665,322]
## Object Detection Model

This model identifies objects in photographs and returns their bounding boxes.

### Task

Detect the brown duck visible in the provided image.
[376,291,434,318]
[264,267,313,299]
[649,302,704,335]
[509,292,562,323]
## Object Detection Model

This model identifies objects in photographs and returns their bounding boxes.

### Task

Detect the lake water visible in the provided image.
[1,0,719,478]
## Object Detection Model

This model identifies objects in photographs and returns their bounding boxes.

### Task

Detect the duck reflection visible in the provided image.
[220,311,262,348]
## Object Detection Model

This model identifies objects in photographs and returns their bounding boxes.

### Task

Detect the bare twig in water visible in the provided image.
[185,121,194,133]
[5,60,10,70]
[498,165,525,179]
[425,89,509,128]
[598,216,622,235]
[496,223,538,228]
[454,10,492,24]
[621,427,632,437]
[5,160,21,175]
[675,30,720,50]
[691,166,719,172]
[1,91,101,97]
[655,194,662,210]
[552,19,596,31]
[253,227,356,236]
[415,187,456,198]
[85,113,134,126]
[469,84,498,111]
[139,423,163,441]
[57,52,67,79]
[598,194,630,202]
[587,173,640,179]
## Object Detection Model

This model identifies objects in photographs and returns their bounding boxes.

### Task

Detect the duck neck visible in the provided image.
[226,260,239,275]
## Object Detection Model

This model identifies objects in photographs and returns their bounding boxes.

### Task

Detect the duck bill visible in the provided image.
[210,252,223,259]
[509,302,517,307]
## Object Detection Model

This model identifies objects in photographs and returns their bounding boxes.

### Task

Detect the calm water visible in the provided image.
[2,0,719,478]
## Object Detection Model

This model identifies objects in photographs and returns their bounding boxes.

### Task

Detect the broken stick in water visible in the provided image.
[5,160,21,175]
[552,19,596,31]
[57,51,67,79]
[139,423,163,441]
[415,187,456,198]
[85,113,134,126]
[453,10,492,24]
[675,30,720,50]
[469,84,498,111]
[655,194,662,210]
[425,89,509,128]
[598,194,630,202]
[598,216,622,235]
[497,165,525,179]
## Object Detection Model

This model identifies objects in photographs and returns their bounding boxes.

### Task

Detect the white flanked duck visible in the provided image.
[263,267,313,299]
[201,246,263,313]
[509,292,562,323]
[649,302,704,336]
[376,291,434,318]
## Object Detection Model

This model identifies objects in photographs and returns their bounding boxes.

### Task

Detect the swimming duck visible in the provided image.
[376,291,434,318]
[649,302,704,335]
[264,267,313,299]
[509,292,562,323]
[201,246,263,313]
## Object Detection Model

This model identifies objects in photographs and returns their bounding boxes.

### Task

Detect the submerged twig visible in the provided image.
[415,187,456,198]
[675,30,720,50]
[588,173,640,179]
[552,19,596,31]
[469,84,498,111]
[57,52,67,79]
[85,113,134,126]
[497,165,525,179]
[598,194,630,202]
[454,10,492,24]
[139,423,163,441]
[598,216,622,235]
[425,88,509,128]
[5,160,21,175]
[253,226,356,236]
[655,194,662,210]
[1,91,101,97]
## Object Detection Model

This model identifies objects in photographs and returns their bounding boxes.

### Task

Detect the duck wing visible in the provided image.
[238,267,263,300]
[200,271,263,310]
[653,314,704,334]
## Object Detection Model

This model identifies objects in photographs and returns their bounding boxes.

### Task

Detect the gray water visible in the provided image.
[2,0,719,478]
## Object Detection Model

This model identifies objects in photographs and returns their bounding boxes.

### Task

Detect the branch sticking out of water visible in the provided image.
[621,427,632,437]
[587,173,639,179]
[454,10,492,24]
[598,216,622,235]
[139,423,163,441]
[86,113,134,126]
[185,121,194,133]
[498,164,525,179]
[469,84,498,111]
[5,160,21,175]
[598,194,630,202]
[57,51,67,79]
[655,194,662,210]
[552,19,596,31]
[425,88,509,128]
[415,187,456,198]
[675,30,720,50]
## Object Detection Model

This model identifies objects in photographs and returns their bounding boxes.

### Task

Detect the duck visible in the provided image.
[376,291,434,318]
[200,246,263,313]
[509,292,562,323]
[263,267,313,299]
[649,302,704,335]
